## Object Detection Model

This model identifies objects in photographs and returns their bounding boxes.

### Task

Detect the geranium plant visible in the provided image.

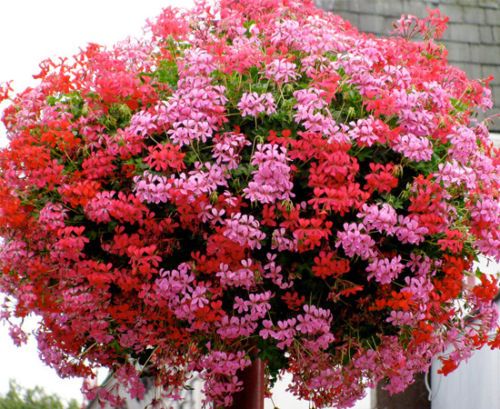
[1,0,499,407]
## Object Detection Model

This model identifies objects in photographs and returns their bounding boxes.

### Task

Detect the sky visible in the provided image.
[0,1,370,407]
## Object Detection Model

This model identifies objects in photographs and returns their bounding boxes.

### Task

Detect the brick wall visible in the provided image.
[316,0,500,131]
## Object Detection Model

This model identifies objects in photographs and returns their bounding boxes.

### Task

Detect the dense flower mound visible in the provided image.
[1,1,499,407]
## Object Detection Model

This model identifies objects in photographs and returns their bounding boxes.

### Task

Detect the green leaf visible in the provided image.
[101,103,132,132]
[248,66,260,83]
[450,97,469,113]
[155,59,179,87]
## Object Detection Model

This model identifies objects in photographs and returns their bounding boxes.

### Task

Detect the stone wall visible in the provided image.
[316,0,500,131]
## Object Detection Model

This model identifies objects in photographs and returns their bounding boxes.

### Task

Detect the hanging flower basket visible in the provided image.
[0,1,499,407]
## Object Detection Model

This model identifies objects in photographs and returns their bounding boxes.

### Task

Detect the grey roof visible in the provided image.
[316,0,500,131]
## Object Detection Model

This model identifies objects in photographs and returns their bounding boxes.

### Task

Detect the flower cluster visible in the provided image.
[0,1,498,408]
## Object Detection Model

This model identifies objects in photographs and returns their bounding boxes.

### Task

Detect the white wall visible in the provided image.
[431,258,500,409]
[431,340,500,409]
[491,133,500,146]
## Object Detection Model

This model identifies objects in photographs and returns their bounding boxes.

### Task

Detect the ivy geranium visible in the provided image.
[0,1,499,407]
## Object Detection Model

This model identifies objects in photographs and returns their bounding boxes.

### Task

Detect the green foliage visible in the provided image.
[154,59,179,87]
[450,97,469,114]
[101,103,132,132]
[0,380,80,409]
[46,92,86,120]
